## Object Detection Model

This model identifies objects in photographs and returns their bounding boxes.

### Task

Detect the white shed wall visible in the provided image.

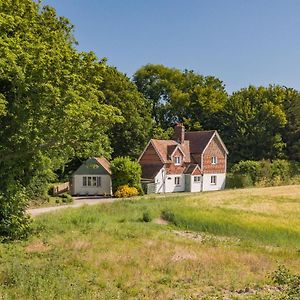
[72,175,112,196]
[202,173,226,192]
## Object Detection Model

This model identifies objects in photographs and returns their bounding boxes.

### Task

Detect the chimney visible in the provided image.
[173,123,185,144]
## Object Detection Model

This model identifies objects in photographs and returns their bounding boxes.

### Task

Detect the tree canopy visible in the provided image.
[133,64,227,131]
[0,0,122,238]
[220,85,287,162]
[99,66,152,158]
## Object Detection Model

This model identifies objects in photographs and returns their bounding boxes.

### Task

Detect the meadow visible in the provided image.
[1,185,300,299]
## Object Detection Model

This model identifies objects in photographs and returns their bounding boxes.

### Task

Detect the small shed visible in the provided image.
[71,157,112,196]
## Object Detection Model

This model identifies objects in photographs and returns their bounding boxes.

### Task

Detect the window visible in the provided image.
[174,156,182,165]
[194,176,201,182]
[82,176,101,187]
[175,177,180,185]
[211,156,217,164]
[97,177,101,187]
[211,175,217,185]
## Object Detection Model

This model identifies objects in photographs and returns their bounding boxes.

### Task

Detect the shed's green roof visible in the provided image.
[73,157,110,176]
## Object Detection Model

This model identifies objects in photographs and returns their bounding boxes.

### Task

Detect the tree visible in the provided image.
[0,0,122,238]
[110,157,142,193]
[133,64,227,130]
[220,85,287,162]
[282,88,300,161]
[99,66,152,158]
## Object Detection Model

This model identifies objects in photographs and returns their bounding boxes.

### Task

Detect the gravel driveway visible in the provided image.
[27,196,118,217]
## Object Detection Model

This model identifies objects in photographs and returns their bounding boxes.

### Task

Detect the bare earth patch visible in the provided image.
[26,240,51,253]
[153,217,169,225]
[171,249,197,262]
[173,230,240,244]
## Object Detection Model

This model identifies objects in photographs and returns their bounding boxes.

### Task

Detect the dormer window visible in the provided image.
[211,156,217,165]
[174,156,182,165]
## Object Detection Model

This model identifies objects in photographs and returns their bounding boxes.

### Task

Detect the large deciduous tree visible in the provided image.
[133,64,227,131]
[99,66,152,158]
[221,85,287,162]
[0,0,121,239]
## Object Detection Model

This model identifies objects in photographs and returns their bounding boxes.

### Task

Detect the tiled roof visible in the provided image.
[95,157,111,175]
[184,164,199,174]
[141,164,163,179]
[151,139,191,163]
[185,130,216,154]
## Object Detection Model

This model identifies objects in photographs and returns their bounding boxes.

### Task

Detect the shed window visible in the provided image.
[82,176,101,187]
[175,177,180,185]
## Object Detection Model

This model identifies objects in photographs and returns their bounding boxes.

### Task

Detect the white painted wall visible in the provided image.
[72,175,112,196]
[154,167,165,193]
[202,173,226,191]
[190,175,202,192]
[164,174,185,193]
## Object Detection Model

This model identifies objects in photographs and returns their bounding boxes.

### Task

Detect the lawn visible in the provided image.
[1,185,300,299]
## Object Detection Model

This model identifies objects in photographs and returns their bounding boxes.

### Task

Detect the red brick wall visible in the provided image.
[202,136,226,173]
[139,143,162,164]
[192,167,202,175]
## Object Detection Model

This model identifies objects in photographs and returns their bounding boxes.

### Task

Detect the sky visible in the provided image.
[42,0,300,93]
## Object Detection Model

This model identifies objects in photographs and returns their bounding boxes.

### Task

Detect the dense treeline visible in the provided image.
[0,0,300,239]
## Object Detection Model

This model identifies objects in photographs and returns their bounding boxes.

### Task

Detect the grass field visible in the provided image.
[1,186,300,299]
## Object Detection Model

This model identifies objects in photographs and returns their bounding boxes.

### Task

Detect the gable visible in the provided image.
[73,157,110,176]
[202,136,227,173]
[139,142,163,164]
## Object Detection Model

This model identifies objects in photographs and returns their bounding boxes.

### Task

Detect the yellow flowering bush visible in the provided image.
[114,185,139,198]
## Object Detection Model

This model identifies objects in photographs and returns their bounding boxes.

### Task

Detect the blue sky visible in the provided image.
[42,0,300,93]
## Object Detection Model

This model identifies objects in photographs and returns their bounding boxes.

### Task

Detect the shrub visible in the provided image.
[161,209,177,225]
[110,157,142,194]
[226,174,253,189]
[58,193,73,203]
[142,211,152,222]
[0,184,32,241]
[231,160,261,183]
[114,185,139,198]
[271,265,300,299]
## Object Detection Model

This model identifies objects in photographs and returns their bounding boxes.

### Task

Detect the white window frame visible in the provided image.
[82,176,101,187]
[194,176,201,183]
[211,156,217,165]
[211,175,217,185]
[174,156,182,165]
[174,176,180,185]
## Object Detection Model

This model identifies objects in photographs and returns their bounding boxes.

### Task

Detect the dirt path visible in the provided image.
[27,197,119,217]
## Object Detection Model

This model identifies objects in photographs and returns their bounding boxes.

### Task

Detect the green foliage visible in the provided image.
[229,159,300,188]
[0,0,123,239]
[58,193,73,204]
[110,157,142,193]
[0,184,31,241]
[99,66,152,158]
[142,211,152,222]
[221,85,287,162]
[151,126,174,140]
[161,209,177,225]
[114,185,139,198]
[133,64,227,130]
[226,174,253,188]
[271,266,300,299]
